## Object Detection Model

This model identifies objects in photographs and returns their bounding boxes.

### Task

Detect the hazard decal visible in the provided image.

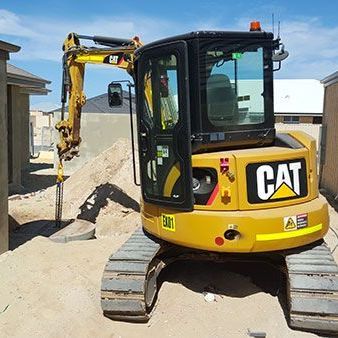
[284,214,308,231]
[246,158,307,204]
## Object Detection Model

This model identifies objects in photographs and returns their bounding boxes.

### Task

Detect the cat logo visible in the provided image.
[246,158,308,204]
[108,55,119,64]
[103,52,123,65]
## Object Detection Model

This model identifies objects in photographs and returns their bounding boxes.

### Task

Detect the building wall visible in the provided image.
[54,112,135,174]
[320,81,338,198]
[30,111,53,152]
[0,57,8,254]
[20,93,30,168]
[275,115,318,124]
[7,85,30,191]
[300,116,313,124]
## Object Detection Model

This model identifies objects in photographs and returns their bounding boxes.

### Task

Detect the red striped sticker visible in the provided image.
[206,184,219,206]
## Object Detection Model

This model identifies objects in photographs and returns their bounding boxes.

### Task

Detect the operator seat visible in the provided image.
[206,74,238,125]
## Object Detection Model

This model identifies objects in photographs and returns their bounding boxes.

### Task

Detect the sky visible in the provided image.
[1,0,338,111]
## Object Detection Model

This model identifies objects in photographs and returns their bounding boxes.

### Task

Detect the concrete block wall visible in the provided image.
[0,57,8,254]
[320,81,338,198]
[7,85,30,190]
[53,112,135,174]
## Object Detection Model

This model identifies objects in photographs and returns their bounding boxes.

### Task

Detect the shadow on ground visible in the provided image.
[77,183,140,224]
[321,189,338,213]
[9,219,73,250]
[12,161,69,195]
[21,174,69,194]
[9,183,139,249]
[25,162,53,173]
[158,259,288,320]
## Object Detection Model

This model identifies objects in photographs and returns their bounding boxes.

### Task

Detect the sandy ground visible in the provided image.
[1,138,338,338]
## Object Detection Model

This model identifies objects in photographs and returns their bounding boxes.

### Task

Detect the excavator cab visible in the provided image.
[135,31,277,211]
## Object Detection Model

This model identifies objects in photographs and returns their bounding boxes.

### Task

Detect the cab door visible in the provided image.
[137,41,193,211]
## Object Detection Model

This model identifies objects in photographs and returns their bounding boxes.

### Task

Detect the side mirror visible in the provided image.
[272,43,289,71]
[272,49,289,62]
[108,82,123,107]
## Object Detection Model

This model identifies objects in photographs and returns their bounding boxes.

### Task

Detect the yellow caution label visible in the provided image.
[161,214,176,232]
[284,215,297,231]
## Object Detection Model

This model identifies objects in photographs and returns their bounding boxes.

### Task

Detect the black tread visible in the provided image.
[284,241,338,334]
[101,227,165,322]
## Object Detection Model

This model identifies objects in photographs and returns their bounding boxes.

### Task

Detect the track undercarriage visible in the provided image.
[101,227,338,334]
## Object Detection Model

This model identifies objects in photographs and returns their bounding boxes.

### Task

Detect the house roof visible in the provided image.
[0,40,20,53]
[51,90,135,114]
[274,79,324,115]
[321,71,338,87]
[7,64,51,95]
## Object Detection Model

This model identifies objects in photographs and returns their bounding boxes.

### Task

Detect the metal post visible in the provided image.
[128,83,140,186]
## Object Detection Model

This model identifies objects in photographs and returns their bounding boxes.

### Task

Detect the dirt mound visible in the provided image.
[52,138,141,235]
[10,139,141,237]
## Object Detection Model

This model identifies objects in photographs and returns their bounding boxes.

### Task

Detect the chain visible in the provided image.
[55,161,64,228]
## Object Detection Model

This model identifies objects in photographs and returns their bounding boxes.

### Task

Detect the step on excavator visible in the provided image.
[55,22,338,334]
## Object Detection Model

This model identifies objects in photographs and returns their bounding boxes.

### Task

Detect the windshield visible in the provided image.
[200,41,269,131]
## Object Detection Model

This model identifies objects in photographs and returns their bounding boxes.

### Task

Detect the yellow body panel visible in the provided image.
[142,196,328,252]
[141,132,329,253]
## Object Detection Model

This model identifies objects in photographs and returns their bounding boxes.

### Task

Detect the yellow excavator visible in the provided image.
[55,22,338,334]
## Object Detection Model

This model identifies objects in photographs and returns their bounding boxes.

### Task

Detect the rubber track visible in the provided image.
[101,227,165,322]
[284,241,338,334]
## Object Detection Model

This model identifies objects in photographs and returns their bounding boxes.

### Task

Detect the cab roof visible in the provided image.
[136,30,274,55]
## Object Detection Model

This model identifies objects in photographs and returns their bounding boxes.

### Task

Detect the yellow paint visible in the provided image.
[256,224,322,241]
[141,132,328,253]
[142,196,329,253]
[270,182,296,199]
[163,163,180,197]
[192,154,239,210]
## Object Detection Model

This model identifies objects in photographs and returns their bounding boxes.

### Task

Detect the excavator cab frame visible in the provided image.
[136,40,193,210]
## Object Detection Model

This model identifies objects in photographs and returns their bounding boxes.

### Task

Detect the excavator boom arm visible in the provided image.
[55,32,142,161]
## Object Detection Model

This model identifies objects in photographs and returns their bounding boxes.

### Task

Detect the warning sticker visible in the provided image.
[296,213,308,229]
[283,214,308,231]
[284,216,297,231]
[157,145,169,158]
[161,214,176,232]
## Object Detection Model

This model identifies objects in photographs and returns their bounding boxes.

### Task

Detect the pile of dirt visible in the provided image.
[55,138,141,236]
[10,138,141,236]
[45,138,140,216]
